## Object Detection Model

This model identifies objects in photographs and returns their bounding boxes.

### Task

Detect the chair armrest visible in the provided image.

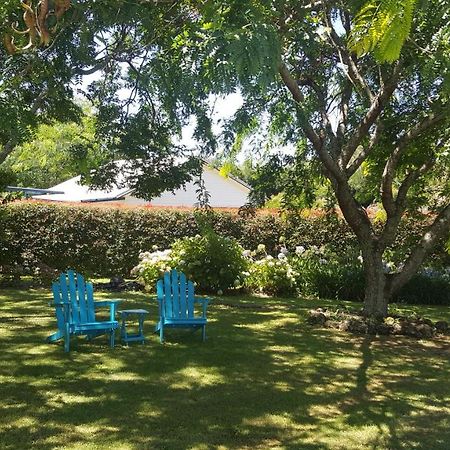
[194,296,209,318]
[94,299,123,321]
[94,299,123,308]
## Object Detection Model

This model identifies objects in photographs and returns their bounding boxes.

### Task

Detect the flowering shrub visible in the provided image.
[132,247,173,291]
[133,230,248,293]
[171,231,248,293]
[130,238,450,305]
[245,249,297,296]
[291,245,365,301]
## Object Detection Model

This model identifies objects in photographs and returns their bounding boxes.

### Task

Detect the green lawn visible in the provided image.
[0,288,449,450]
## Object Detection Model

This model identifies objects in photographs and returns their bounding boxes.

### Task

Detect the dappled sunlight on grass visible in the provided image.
[239,315,300,333]
[162,366,226,390]
[0,288,448,449]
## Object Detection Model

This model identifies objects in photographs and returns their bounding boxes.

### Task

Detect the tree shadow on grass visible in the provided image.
[0,290,448,449]
[336,334,450,450]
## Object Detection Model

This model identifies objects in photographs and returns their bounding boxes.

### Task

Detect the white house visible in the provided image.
[32,162,250,208]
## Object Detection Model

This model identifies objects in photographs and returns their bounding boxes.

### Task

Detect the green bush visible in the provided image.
[133,229,247,294]
[1,202,448,305]
[394,271,450,306]
[291,245,365,301]
[245,244,296,295]
[170,231,248,293]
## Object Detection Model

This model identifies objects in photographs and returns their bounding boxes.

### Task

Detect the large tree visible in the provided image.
[1,0,449,317]
[153,0,449,318]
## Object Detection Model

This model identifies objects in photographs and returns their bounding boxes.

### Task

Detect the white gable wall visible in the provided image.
[150,166,249,207]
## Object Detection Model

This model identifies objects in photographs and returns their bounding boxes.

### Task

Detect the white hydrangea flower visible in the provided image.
[266,255,274,260]
[295,245,305,255]
[280,247,289,255]
[278,253,287,260]
[242,249,252,257]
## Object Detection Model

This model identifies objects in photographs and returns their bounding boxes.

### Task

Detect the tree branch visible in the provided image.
[299,76,336,147]
[379,157,436,249]
[381,110,447,216]
[325,13,374,103]
[278,61,343,181]
[346,120,383,176]
[278,61,373,242]
[387,202,450,296]
[339,61,402,170]
[336,79,352,145]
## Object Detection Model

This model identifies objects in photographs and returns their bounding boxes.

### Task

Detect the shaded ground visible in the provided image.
[0,289,448,449]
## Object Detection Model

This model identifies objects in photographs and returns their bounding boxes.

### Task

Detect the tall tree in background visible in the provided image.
[2,108,106,188]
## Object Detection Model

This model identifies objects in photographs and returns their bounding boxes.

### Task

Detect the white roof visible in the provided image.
[33,175,131,202]
[32,162,250,207]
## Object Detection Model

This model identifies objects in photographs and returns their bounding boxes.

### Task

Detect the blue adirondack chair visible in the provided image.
[156,269,209,343]
[46,270,122,352]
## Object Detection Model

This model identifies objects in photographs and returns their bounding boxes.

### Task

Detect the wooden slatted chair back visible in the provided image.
[52,269,96,326]
[156,269,195,320]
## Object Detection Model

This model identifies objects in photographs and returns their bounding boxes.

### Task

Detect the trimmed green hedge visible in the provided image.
[1,202,448,280]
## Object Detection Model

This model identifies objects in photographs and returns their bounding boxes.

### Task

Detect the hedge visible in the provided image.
[0,202,448,279]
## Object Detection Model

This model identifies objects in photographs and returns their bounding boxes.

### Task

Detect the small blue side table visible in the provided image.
[119,309,149,345]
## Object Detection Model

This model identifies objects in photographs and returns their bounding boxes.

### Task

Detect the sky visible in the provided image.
[79,71,246,158]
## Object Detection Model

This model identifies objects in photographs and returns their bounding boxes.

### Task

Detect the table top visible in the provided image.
[119,309,149,316]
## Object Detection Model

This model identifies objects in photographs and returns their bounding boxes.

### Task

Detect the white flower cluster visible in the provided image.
[295,245,305,255]
[131,249,173,276]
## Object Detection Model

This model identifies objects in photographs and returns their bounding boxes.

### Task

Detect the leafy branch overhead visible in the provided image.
[348,0,417,62]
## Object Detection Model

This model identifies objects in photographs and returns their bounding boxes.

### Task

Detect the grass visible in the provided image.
[0,288,449,450]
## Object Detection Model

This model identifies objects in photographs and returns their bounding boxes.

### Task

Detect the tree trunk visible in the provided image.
[361,249,389,318]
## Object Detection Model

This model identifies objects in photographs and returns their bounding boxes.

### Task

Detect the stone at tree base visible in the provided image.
[306,307,443,340]
[324,320,340,329]
[416,324,434,338]
[307,310,327,325]
[434,321,448,333]
[375,323,391,335]
[343,318,368,334]
[400,320,417,337]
